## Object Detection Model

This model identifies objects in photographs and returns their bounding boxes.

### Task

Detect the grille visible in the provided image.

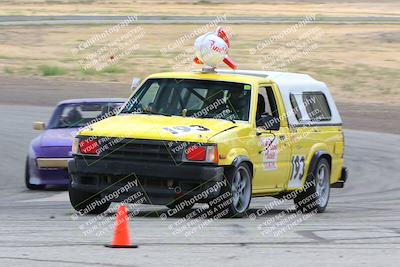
[98,138,182,163]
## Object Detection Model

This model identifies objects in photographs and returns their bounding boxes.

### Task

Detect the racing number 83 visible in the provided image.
[290,155,305,182]
[163,125,209,135]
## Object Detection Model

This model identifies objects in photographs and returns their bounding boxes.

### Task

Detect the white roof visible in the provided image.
[217,69,342,126]
[217,69,324,88]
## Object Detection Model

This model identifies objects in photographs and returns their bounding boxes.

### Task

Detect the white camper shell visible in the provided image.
[216,69,342,127]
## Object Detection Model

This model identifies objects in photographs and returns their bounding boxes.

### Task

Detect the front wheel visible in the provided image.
[25,158,45,190]
[212,163,252,218]
[68,183,110,214]
[294,158,331,213]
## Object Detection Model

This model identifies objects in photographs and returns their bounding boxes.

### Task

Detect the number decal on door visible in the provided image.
[288,155,305,188]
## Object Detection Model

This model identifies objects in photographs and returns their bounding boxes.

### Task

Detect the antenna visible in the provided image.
[201,66,216,73]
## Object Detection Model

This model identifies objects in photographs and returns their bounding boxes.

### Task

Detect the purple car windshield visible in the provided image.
[47,102,123,129]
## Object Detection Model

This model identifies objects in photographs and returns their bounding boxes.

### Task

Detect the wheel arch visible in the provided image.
[231,156,254,178]
[308,151,332,178]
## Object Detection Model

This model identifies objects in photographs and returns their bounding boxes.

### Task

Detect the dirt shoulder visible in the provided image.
[1,1,399,17]
[1,24,399,105]
[1,76,398,134]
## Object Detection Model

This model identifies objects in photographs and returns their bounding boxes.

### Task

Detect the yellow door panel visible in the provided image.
[251,84,292,191]
[252,129,292,190]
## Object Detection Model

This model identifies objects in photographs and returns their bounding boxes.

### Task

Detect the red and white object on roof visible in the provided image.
[194,27,237,70]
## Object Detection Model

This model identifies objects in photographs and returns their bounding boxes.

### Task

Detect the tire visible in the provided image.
[25,158,45,190]
[68,182,110,214]
[211,163,252,218]
[294,158,331,213]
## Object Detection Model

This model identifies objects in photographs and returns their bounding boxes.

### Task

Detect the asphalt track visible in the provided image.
[0,103,399,266]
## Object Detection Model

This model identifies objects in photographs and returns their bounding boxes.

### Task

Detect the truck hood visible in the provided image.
[78,114,238,142]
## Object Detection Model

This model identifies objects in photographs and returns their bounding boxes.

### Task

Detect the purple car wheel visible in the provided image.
[25,158,45,190]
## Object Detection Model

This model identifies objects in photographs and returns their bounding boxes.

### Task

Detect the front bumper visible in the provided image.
[28,157,72,186]
[68,157,225,205]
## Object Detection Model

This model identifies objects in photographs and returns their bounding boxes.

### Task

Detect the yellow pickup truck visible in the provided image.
[68,69,347,217]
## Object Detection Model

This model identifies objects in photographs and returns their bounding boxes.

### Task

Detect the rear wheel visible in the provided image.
[211,163,252,218]
[25,158,45,190]
[294,158,331,213]
[68,182,110,214]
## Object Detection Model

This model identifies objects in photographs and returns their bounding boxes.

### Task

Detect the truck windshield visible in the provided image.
[120,78,252,121]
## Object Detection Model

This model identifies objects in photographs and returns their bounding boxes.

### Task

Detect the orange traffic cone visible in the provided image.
[105,204,138,248]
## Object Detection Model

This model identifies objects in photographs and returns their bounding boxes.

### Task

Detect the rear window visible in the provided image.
[289,94,302,121]
[302,92,331,121]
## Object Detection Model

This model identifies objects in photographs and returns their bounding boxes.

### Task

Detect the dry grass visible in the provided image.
[0,23,399,105]
[0,0,399,17]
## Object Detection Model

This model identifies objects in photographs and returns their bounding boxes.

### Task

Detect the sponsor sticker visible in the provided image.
[261,137,279,171]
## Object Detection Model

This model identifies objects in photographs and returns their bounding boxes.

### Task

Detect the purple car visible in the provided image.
[26,98,126,189]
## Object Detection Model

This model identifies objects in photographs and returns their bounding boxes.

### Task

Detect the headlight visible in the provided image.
[79,139,98,155]
[72,138,79,154]
[72,137,98,155]
[183,145,218,163]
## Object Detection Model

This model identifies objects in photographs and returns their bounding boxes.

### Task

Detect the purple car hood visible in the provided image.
[40,128,79,147]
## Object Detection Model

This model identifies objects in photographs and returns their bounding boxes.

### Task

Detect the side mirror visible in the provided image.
[33,121,45,130]
[130,77,141,91]
[256,113,280,130]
